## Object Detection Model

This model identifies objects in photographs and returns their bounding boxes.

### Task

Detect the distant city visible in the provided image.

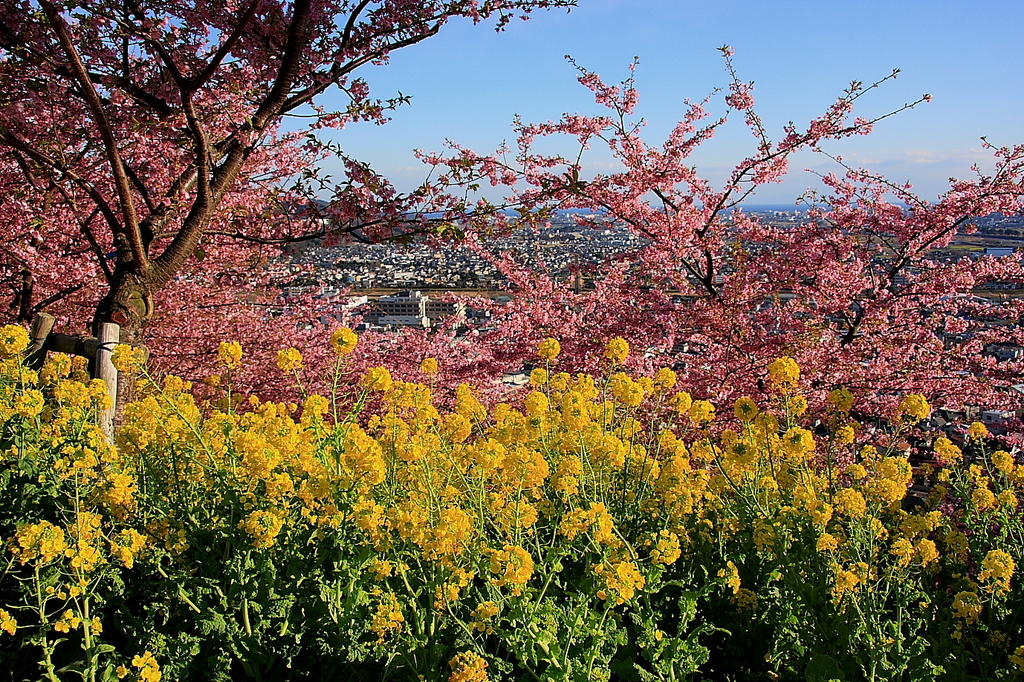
[275,209,1024,326]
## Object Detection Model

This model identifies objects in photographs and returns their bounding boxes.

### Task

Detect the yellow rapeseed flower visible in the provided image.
[835,425,856,445]
[733,588,759,612]
[781,427,815,459]
[688,400,716,426]
[361,367,393,392]
[487,545,534,596]
[420,357,439,374]
[952,591,982,624]
[594,560,645,604]
[916,538,939,566]
[330,327,358,355]
[649,530,681,565]
[110,529,148,569]
[933,436,962,464]
[0,324,29,357]
[671,391,693,415]
[13,520,67,564]
[992,450,1015,474]
[834,488,867,518]
[789,394,808,416]
[240,510,284,548]
[654,367,677,390]
[979,549,1015,594]
[891,538,914,567]
[524,391,549,417]
[14,389,44,418]
[603,337,630,364]
[967,421,989,441]
[111,344,147,373]
[470,602,499,633]
[898,394,931,422]
[537,338,560,362]
[767,357,800,388]
[733,397,758,422]
[449,651,489,682]
[0,609,16,636]
[828,387,855,413]
[972,486,996,511]
[609,373,644,407]
[131,651,161,682]
[1010,646,1024,672]
[833,568,861,603]
[718,560,741,594]
[817,533,839,553]
[217,341,243,369]
[276,347,303,372]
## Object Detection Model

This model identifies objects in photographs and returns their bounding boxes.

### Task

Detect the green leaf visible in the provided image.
[805,653,845,682]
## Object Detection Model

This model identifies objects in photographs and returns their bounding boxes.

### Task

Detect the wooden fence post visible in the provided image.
[25,313,122,441]
[26,312,56,370]
[95,322,120,440]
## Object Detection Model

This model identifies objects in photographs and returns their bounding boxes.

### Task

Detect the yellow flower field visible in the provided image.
[0,327,1022,681]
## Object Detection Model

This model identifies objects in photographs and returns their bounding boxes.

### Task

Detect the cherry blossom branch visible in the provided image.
[37,0,148,273]
[187,0,263,91]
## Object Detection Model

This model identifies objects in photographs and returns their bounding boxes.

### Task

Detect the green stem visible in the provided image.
[35,566,60,682]
[585,601,615,676]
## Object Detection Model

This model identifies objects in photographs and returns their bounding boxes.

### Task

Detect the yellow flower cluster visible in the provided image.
[689,400,716,426]
[276,347,304,372]
[54,608,82,633]
[734,397,758,422]
[0,324,29,357]
[330,327,358,355]
[109,529,148,568]
[979,550,1016,595]
[469,601,499,633]
[952,591,983,625]
[537,337,561,361]
[6,339,1024,673]
[111,344,148,374]
[218,341,244,369]
[649,530,681,565]
[767,356,799,388]
[967,421,989,441]
[603,337,630,364]
[733,588,759,612]
[362,366,393,392]
[12,520,68,565]
[487,545,534,596]
[240,510,285,548]
[131,651,162,682]
[593,560,646,604]
[449,651,489,682]
[1011,646,1024,672]
[0,608,15,636]
[897,394,931,422]
[0,606,14,634]
[370,592,404,643]
[827,387,855,413]
[719,561,741,594]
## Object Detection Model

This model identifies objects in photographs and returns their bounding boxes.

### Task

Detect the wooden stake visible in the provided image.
[95,322,120,440]
[26,313,56,370]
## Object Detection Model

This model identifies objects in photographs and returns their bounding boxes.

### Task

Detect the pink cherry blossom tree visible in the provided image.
[0,0,574,355]
[423,51,1024,417]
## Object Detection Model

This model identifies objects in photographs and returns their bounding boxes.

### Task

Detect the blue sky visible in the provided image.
[312,0,1023,206]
